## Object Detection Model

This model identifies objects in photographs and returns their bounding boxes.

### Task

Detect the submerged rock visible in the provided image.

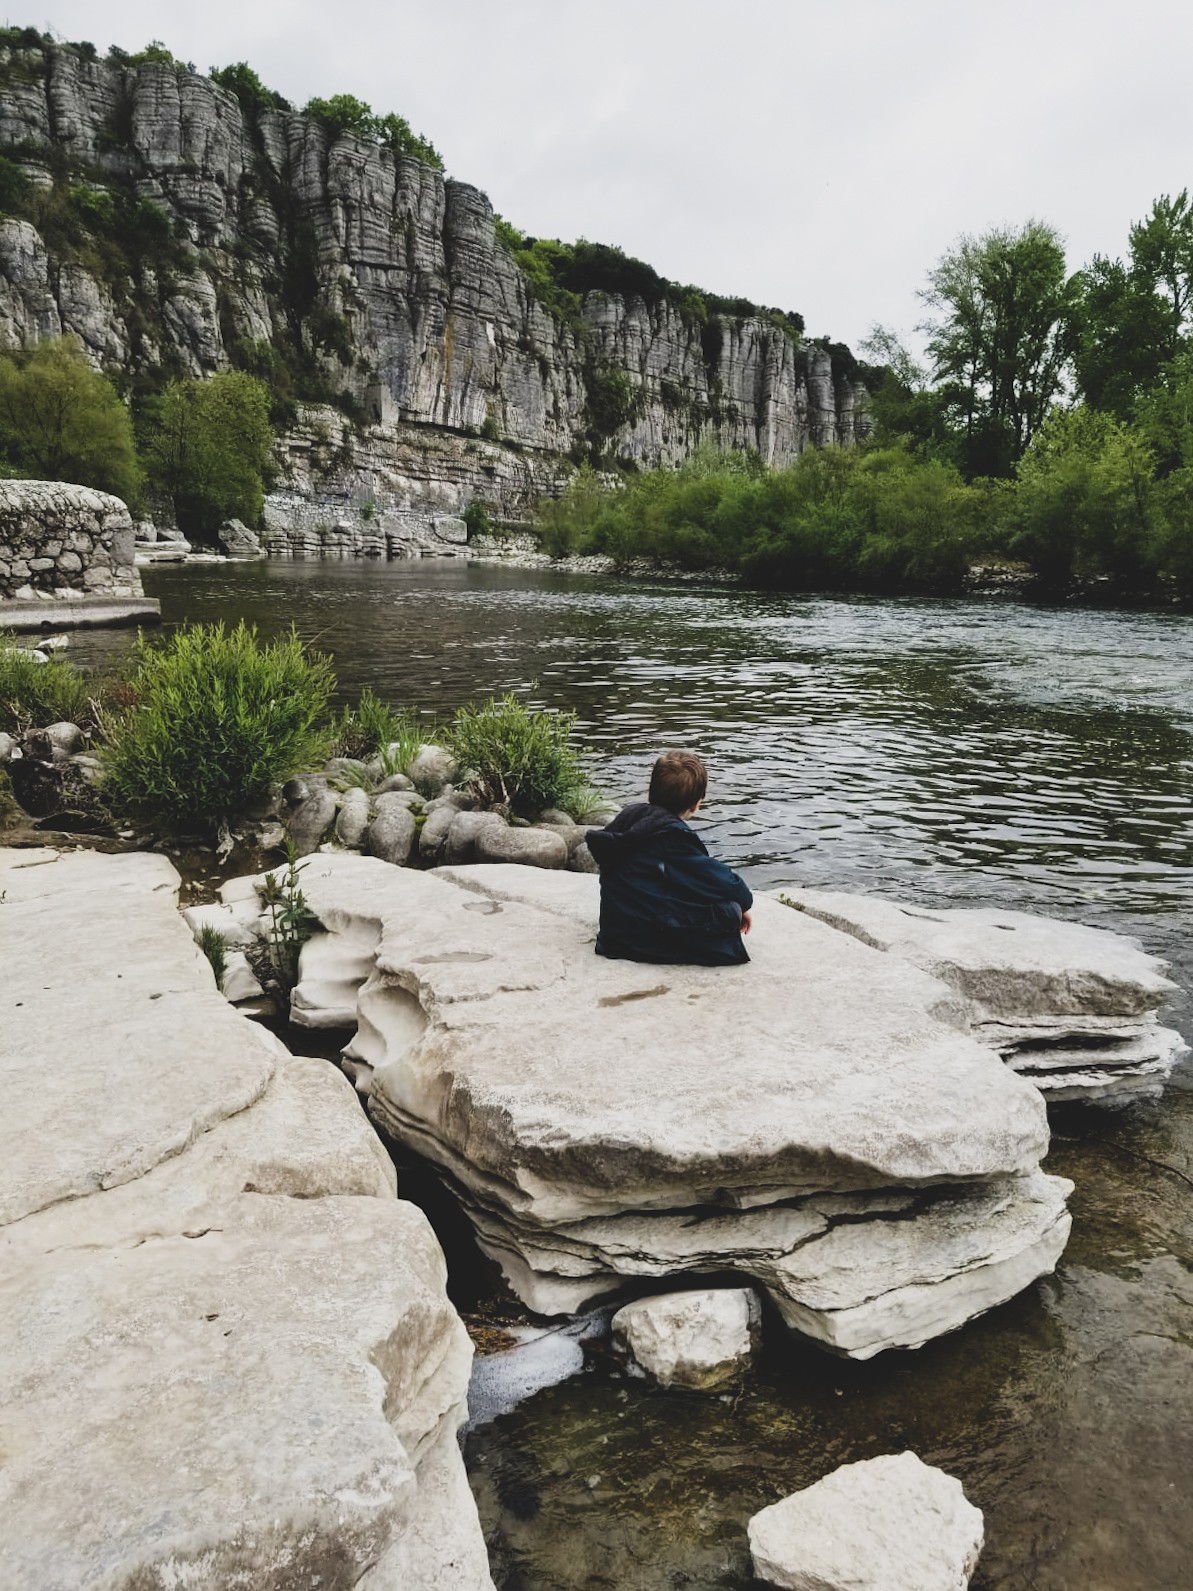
[0,846,493,1588]
[748,1451,984,1590]
[778,890,1187,1106]
[224,854,1071,1359]
[612,1287,760,1389]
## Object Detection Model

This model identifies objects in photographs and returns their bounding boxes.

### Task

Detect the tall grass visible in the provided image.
[446,693,595,818]
[101,622,334,832]
[0,634,94,731]
[332,688,424,772]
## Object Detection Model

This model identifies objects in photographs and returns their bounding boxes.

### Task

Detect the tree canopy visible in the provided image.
[0,337,141,503]
[920,221,1076,476]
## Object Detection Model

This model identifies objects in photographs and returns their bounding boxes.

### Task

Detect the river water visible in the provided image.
[125,560,1192,1589]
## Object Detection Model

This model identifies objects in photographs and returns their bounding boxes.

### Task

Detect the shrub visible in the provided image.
[332,688,422,767]
[101,622,334,832]
[462,499,493,539]
[0,636,94,731]
[446,693,594,818]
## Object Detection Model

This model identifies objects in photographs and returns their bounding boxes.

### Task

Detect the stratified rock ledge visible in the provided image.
[777,889,1188,1106]
[225,853,1073,1359]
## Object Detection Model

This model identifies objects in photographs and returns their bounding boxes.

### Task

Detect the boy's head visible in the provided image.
[649,750,707,815]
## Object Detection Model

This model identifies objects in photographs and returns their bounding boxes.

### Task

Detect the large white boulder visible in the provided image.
[0,846,494,1590]
[748,1451,984,1590]
[228,853,1070,1357]
[777,890,1186,1106]
[612,1287,760,1389]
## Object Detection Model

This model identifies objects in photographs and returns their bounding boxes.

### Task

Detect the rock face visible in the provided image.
[0,40,870,539]
[0,846,493,1589]
[779,890,1188,1106]
[0,478,141,600]
[224,853,1072,1359]
[748,1451,984,1591]
[612,1287,760,1390]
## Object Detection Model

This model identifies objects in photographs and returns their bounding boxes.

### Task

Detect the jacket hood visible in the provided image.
[587,802,687,865]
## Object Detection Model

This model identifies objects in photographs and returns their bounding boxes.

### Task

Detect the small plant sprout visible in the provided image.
[259,841,317,994]
[196,923,230,991]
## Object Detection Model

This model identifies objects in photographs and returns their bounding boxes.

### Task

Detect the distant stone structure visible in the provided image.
[0,480,142,600]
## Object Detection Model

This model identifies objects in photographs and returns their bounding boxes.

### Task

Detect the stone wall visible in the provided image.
[0,480,142,600]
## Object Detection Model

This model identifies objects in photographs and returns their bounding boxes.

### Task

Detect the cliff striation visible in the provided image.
[0,36,869,529]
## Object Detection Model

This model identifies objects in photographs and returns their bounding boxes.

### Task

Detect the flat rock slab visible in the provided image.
[777,889,1176,1018]
[1,847,494,1590]
[236,854,1070,1355]
[293,856,1050,1207]
[777,889,1187,1105]
[748,1451,984,1590]
[0,847,276,1225]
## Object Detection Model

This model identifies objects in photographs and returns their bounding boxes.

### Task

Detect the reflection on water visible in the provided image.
[118,559,1193,1589]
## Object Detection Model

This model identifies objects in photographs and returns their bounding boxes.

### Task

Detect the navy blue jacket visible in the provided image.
[587,802,753,966]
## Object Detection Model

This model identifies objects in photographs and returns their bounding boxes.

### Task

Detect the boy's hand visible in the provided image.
[741,908,753,936]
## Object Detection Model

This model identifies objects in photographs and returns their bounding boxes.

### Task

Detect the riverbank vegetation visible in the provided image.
[100,623,335,829]
[1,625,597,837]
[539,199,1193,603]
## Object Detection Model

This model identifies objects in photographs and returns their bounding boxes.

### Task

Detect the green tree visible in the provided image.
[921,221,1077,476]
[1130,190,1193,362]
[1070,254,1172,419]
[858,323,957,460]
[140,371,273,539]
[1072,193,1193,419]
[210,62,291,114]
[1011,406,1158,588]
[0,337,141,502]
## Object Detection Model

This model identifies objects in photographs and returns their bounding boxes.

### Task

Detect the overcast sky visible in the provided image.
[27,0,1193,356]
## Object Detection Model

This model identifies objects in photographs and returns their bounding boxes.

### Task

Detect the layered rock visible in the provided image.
[0,479,141,600]
[0,846,493,1588]
[0,40,869,533]
[222,853,1072,1359]
[779,890,1188,1105]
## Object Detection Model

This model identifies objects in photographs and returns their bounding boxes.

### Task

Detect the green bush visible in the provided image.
[446,693,594,818]
[332,688,421,767]
[101,623,334,831]
[0,338,142,505]
[539,445,984,593]
[0,637,94,731]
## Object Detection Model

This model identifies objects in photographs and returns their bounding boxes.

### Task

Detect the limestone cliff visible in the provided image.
[0,36,869,525]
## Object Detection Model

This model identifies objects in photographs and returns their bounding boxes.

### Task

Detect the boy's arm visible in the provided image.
[668,837,754,913]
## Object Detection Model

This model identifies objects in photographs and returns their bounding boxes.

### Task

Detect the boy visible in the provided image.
[587,750,754,966]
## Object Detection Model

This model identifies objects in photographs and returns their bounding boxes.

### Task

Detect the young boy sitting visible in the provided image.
[587,750,754,966]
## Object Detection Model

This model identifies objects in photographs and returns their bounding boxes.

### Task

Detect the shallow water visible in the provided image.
[119,560,1192,1588]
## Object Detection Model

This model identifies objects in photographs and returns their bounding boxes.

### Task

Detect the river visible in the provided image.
[118,560,1193,1588]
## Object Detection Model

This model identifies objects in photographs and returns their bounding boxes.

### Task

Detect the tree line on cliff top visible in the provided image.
[538,195,1193,601]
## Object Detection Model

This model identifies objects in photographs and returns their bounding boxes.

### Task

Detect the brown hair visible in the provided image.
[649,750,707,814]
